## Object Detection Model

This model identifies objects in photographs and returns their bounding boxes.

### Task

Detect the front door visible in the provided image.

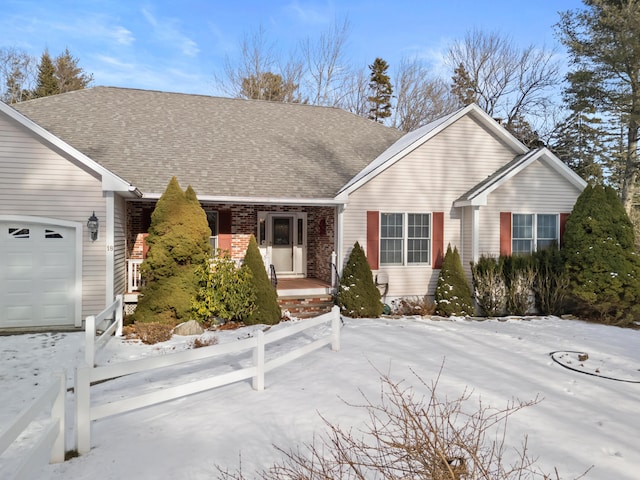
[271,216,293,272]
[258,212,307,277]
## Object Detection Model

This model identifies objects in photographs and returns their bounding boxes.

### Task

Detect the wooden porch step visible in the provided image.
[278,294,334,319]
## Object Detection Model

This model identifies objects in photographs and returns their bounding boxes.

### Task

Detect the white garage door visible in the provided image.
[0,222,76,328]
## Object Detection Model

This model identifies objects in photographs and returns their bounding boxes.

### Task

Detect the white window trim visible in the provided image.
[512,213,560,254]
[380,212,431,266]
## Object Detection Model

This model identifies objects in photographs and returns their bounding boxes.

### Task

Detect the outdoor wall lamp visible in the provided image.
[87,211,99,241]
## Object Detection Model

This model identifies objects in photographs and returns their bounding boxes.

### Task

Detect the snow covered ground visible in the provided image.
[1,315,639,479]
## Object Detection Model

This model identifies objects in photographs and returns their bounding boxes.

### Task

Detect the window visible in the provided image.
[380,213,403,265]
[512,214,558,254]
[380,213,431,266]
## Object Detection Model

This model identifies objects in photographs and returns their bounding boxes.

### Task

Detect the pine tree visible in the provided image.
[133,177,212,324]
[434,245,474,317]
[240,71,299,102]
[243,235,281,325]
[557,1,640,214]
[33,50,58,98]
[367,57,393,123]
[562,184,640,325]
[450,63,476,107]
[338,242,383,318]
[54,48,93,93]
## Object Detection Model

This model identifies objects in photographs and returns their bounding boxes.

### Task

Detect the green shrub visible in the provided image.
[562,185,640,325]
[434,245,474,317]
[533,245,569,315]
[133,177,211,325]
[191,252,256,324]
[502,255,535,316]
[338,242,383,318]
[244,235,281,325]
[470,255,507,316]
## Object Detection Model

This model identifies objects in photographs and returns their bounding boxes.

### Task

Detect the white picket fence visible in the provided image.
[75,305,341,454]
[84,294,123,366]
[0,371,66,479]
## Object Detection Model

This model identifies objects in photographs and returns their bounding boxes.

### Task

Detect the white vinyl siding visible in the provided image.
[343,114,519,298]
[0,114,108,322]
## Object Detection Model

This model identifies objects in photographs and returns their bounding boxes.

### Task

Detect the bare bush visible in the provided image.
[123,322,173,345]
[192,336,219,348]
[218,369,572,479]
[390,296,435,316]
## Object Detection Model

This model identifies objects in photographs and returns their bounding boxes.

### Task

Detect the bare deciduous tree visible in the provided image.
[335,66,369,116]
[300,17,351,107]
[447,30,560,142]
[216,26,303,102]
[392,57,458,132]
[0,47,36,103]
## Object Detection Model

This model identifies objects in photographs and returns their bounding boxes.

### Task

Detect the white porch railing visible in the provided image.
[0,371,66,479]
[75,306,341,454]
[85,295,123,366]
[127,259,143,292]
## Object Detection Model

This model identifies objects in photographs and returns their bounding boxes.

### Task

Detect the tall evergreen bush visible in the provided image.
[338,242,383,318]
[244,235,281,325]
[434,245,474,317]
[533,246,569,315]
[470,255,507,316]
[562,185,640,325]
[502,255,535,316]
[133,177,211,324]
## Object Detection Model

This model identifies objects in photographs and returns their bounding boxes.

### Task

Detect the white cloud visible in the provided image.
[286,1,332,25]
[111,26,135,46]
[140,6,200,57]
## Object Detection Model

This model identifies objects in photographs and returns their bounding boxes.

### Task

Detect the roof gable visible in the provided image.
[453,147,587,207]
[1,100,138,195]
[338,103,528,196]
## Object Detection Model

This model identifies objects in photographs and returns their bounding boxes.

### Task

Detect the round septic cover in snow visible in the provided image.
[550,350,640,383]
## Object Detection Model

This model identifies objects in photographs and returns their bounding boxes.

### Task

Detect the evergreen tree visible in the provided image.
[240,71,299,102]
[243,235,281,325]
[556,1,640,214]
[367,57,393,123]
[54,48,93,93]
[33,50,58,98]
[549,107,606,184]
[338,242,383,318]
[450,63,476,107]
[434,245,474,317]
[133,177,212,324]
[561,184,640,325]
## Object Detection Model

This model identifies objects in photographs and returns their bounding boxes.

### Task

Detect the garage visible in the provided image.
[0,220,78,328]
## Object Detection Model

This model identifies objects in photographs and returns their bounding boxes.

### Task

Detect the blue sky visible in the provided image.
[1,0,585,96]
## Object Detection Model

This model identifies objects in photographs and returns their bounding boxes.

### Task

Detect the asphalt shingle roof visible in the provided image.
[14,87,403,199]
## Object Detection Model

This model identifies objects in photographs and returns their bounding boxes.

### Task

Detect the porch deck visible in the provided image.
[276,277,332,296]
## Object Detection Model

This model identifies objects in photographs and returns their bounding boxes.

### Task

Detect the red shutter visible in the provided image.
[366,211,379,270]
[218,210,232,253]
[432,212,444,269]
[500,212,512,256]
[559,213,570,247]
